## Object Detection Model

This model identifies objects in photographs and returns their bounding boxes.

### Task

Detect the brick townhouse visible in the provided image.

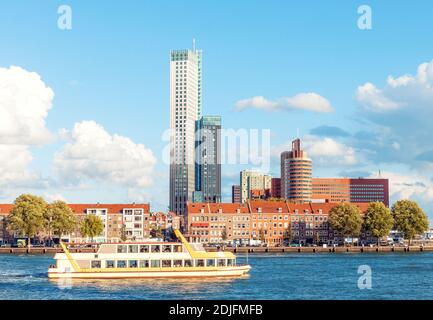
[187,201,370,245]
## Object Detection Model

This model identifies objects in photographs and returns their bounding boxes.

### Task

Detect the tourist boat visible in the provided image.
[48,229,251,279]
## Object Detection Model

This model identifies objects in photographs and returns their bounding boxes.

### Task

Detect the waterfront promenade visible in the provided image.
[2,245,433,254]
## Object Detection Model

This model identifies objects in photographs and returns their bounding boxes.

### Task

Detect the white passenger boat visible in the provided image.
[48,230,251,279]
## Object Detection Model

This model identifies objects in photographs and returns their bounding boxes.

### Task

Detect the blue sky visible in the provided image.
[1,0,433,218]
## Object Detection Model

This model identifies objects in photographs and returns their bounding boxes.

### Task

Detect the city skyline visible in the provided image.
[1,1,433,220]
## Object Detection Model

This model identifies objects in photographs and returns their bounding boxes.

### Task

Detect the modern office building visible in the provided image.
[232,185,241,203]
[169,44,203,215]
[281,138,312,202]
[195,115,222,203]
[240,170,272,203]
[312,178,389,206]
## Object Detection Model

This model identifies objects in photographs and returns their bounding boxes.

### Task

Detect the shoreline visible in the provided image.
[1,245,432,255]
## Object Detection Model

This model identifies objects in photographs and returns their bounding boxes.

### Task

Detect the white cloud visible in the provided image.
[234,92,334,113]
[303,136,359,166]
[356,59,433,113]
[369,171,433,204]
[0,66,54,188]
[0,66,54,145]
[54,120,157,188]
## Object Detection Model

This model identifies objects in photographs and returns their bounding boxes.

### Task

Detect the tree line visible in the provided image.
[6,194,104,248]
[328,200,429,245]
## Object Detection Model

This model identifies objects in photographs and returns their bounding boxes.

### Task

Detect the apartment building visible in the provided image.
[187,201,370,245]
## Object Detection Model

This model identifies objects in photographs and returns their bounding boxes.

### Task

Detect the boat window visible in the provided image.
[91,260,101,268]
[227,259,234,266]
[151,260,160,268]
[117,245,127,253]
[184,260,193,267]
[173,260,182,267]
[106,260,115,268]
[162,260,172,268]
[206,259,215,267]
[128,245,138,253]
[196,259,205,267]
[117,260,127,268]
[140,245,149,253]
[139,260,149,268]
[151,245,160,253]
[173,245,182,252]
[128,260,138,268]
[163,245,172,253]
[217,259,226,267]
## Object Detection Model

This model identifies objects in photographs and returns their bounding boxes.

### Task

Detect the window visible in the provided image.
[227,259,234,266]
[128,245,138,253]
[139,260,149,268]
[163,245,172,253]
[217,259,226,267]
[184,260,193,267]
[196,259,205,267]
[206,259,215,267]
[117,245,127,253]
[106,260,115,268]
[173,260,183,267]
[151,260,160,268]
[117,260,127,268]
[151,245,160,253]
[173,245,182,253]
[140,245,149,253]
[91,260,101,268]
[162,260,172,268]
[128,260,138,268]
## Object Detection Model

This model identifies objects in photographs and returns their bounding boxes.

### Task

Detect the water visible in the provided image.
[1,253,433,299]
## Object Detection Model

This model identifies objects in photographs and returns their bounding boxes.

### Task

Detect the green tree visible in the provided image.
[328,203,363,245]
[48,201,77,243]
[392,200,429,246]
[80,215,104,242]
[120,223,128,242]
[363,202,394,246]
[7,194,47,249]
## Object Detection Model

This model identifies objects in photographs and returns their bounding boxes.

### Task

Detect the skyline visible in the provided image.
[1,1,433,219]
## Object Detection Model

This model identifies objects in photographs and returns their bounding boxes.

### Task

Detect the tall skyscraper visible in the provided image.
[281,138,312,202]
[169,45,202,215]
[195,116,222,203]
[240,170,272,203]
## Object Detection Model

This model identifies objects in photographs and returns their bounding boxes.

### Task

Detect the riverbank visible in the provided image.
[1,245,432,254]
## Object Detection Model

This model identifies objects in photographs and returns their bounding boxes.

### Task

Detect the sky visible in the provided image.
[1,0,433,218]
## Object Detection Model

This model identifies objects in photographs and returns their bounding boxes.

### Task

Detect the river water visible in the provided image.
[1,253,433,299]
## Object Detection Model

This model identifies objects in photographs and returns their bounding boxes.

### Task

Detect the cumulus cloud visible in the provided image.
[303,136,359,166]
[54,121,157,188]
[0,66,54,189]
[234,92,334,113]
[0,66,54,145]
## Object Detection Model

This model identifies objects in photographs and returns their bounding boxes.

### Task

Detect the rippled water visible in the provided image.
[1,253,433,299]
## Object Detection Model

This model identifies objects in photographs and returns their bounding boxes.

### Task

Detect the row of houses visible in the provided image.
[0,203,182,244]
[186,201,371,245]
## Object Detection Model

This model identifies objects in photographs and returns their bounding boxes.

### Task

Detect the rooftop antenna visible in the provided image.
[379,169,382,178]
[192,38,196,52]
[297,128,300,139]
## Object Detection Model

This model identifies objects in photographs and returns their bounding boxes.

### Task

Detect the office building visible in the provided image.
[195,116,221,203]
[232,185,241,203]
[281,138,312,202]
[169,44,202,215]
[240,170,272,203]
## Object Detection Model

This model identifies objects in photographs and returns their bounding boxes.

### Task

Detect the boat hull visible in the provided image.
[48,265,251,279]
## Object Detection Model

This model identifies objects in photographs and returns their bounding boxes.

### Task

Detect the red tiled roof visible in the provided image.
[0,203,150,215]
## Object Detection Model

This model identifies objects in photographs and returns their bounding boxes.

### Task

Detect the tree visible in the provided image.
[120,223,128,242]
[80,215,104,243]
[363,202,394,246]
[392,200,429,246]
[43,201,77,245]
[328,203,363,245]
[7,194,47,249]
